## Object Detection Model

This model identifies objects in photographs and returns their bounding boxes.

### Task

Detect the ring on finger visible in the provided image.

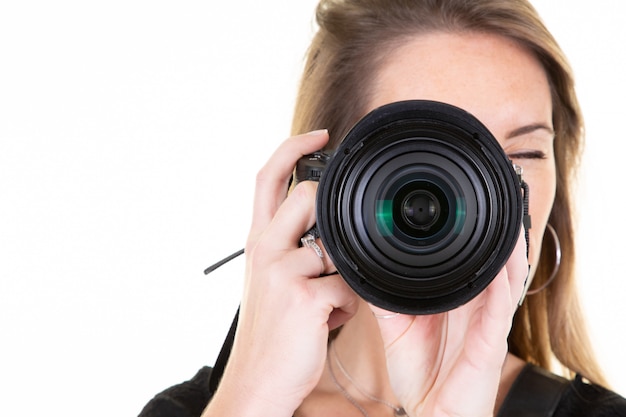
[300,232,325,276]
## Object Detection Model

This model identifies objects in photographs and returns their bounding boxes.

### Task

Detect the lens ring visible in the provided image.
[357,148,479,269]
[316,100,523,314]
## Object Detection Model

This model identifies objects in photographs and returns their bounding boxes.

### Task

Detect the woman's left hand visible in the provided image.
[371,231,529,417]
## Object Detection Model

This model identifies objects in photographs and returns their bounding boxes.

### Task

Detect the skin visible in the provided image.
[202,32,556,417]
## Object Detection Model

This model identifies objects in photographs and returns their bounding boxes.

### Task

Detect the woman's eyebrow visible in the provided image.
[506,123,555,140]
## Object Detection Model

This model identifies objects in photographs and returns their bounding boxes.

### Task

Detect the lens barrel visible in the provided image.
[315,100,523,314]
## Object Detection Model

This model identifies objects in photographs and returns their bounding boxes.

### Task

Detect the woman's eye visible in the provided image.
[508,150,547,160]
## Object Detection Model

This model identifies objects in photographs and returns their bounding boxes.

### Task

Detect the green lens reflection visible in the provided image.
[376,200,394,237]
[454,197,466,234]
[377,196,467,239]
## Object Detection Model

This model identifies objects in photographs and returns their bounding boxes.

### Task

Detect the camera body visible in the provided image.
[295,100,528,315]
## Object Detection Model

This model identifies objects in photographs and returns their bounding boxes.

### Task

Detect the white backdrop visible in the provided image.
[0,1,624,416]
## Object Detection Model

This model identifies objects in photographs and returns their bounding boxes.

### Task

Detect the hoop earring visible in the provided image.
[527,223,561,295]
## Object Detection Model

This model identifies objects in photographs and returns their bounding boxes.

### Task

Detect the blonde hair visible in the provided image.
[292,0,606,385]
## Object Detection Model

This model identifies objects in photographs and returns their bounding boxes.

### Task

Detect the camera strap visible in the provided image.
[207,307,239,397]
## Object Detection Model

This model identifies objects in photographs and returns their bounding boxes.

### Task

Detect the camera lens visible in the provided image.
[374,171,461,250]
[391,180,449,239]
[363,153,474,264]
[315,100,523,314]
[401,189,441,231]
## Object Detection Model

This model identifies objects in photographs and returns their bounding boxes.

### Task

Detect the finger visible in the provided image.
[370,303,445,404]
[306,273,359,329]
[477,230,529,351]
[260,181,319,253]
[277,241,337,283]
[271,248,357,327]
[368,304,433,351]
[369,305,400,320]
[328,305,357,331]
[249,130,329,240]
[479,266,515,352]
[507,229,531,307]
[300,232,338,276]
[259,181,339,278]
[369,304,409,348]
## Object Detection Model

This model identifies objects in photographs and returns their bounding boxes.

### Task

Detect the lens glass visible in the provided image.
[374,171,465,249]
[396,181,448,238]
[402,190,439,229]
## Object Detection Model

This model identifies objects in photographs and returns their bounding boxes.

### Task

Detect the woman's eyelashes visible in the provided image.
[507,150,547,160]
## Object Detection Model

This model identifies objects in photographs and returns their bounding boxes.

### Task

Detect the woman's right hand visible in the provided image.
[202,130,359,417]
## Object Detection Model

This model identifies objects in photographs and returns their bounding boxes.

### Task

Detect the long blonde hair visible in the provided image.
[291,0,606,385]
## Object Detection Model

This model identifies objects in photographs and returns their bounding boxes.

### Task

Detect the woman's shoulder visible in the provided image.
[500,363,626,417]
[138,367,213,417]
[556,373,626,417]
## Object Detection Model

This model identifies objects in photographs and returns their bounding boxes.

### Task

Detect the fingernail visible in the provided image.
[307,129,328,136]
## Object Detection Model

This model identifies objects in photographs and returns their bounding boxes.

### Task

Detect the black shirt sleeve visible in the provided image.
[138,367,213,417]
[555,375,626,417]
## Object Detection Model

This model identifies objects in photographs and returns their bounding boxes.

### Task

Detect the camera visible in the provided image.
[295,100,528,315]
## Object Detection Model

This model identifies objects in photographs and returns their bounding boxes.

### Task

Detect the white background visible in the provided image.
[0,1,624,416]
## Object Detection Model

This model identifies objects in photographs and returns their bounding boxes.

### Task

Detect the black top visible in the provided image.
[138,364,626,417]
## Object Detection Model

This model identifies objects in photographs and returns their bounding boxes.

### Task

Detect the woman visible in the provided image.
[140,0,626,416]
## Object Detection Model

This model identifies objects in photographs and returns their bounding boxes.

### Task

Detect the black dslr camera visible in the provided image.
[295,100,529,315]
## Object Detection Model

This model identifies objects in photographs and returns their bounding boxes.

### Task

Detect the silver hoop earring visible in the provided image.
[527,223,561,295]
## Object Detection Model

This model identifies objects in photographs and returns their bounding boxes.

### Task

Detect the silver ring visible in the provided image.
[300,233,324,275]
